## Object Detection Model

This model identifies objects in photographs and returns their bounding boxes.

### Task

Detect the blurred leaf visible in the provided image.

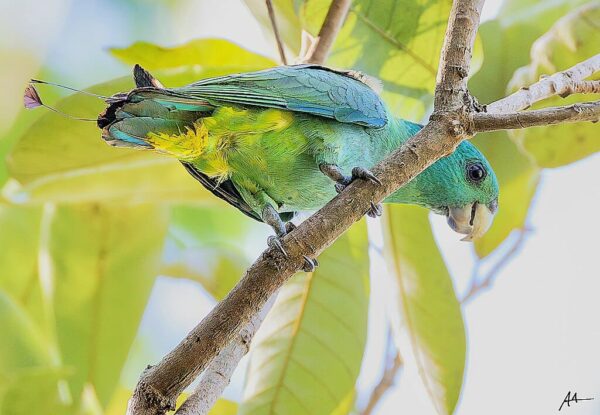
[111,38,275,69]
[0,291,70,415]
[43,204,167,408]
[0,291,50,372]
[0,206,48,326]
[240,221,369,415]
[0,367,72,415]
[6,41,274,204]
[470,0,589,104]
[300,0,482,120]
[243,0,304,54]
[161,205,262,299]
[507,3,600,168]
[383,205,465,415]
[471,133,540,258]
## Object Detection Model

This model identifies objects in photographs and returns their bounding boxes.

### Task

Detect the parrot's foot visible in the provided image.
[263,205,289,257]
[302,256,319,272]
[319,164,381,194]
[267,235,288,257]
[319,164,383,218]
[367,202,383,218]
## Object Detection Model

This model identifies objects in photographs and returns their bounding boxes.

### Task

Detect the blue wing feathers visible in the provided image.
[165,65,388,128]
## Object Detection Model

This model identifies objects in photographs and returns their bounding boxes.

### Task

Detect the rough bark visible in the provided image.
[473,101,600,132]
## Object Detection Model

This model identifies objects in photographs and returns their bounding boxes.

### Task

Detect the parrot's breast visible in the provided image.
[187,106,381,212]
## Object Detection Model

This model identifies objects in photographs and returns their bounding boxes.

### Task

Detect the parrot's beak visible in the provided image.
[446,198,498,241]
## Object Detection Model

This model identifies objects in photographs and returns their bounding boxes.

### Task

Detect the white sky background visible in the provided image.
[3,0,599,414]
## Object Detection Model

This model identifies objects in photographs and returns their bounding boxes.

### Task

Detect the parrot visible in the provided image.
[27,64,499,269]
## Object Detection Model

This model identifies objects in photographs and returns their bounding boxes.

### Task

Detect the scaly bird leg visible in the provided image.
[262,205,317,272]
[319,164,383,218]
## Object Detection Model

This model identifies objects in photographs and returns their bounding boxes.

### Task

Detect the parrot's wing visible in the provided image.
[181,162,295,224]
[167,65,388,128]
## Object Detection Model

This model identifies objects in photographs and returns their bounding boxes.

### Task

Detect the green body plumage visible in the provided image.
[99,65,499,238]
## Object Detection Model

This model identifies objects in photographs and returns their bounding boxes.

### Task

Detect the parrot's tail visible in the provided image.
[97,65,215,160]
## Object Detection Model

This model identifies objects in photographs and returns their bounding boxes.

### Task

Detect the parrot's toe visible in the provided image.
[267,235,288,257]
[302,255,319,272]
[285,222,297,233]
[351,167,382,186]
[367,202,383,218]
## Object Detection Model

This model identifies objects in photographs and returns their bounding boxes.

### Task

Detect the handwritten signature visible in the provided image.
[559,391,594,411]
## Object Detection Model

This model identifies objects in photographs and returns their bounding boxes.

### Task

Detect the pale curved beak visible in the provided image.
[446,199,498,241]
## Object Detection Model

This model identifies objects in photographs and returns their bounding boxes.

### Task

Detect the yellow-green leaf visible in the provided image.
[471,132,540,258]
[7,41,274,204]
[301,0,482,120]
[43,204,167,408]
[111,38,275,70]
[383,205,465,415]
[240,221,369,415]
[507,3,600,168]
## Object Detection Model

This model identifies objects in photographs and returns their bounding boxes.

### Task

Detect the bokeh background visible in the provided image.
[1,0,599,414]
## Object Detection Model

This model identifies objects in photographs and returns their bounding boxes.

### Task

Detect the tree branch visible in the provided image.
[265,0,287,65]
[174,295,276,415]
[303,0,351,64]
[473,101,600,132]
[486,54,600,114]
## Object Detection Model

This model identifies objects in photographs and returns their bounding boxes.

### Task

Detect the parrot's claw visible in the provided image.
[285,222,297,233]
[302,255,319,272]
[267,235,288,258]
[351,167,382,186]
[367,202,383,218]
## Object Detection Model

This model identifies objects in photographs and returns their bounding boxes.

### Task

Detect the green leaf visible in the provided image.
[383,205,465,415]
[470,0,588,104]
[110,38,275,69]
[6,41,274,204]
[161,205,259,299]
[43,204,167,408]
[240,221,369,415]
[300,0,482,120]
[0,291,71,415]
[471,133,540,258]
[0,367,72,415]
[507,3,600,167]
[0,206,48,327]
[0,291,50,372]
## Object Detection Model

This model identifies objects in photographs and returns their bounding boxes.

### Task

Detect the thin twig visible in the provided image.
[473,101,600,132]
[461,228,530,304]
[265,0,287,65]
[361,330,403,415]
[303,0,352,64]
[486,54,600,114]
[174,295,276,415]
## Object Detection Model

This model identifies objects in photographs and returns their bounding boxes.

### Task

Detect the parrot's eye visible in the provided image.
[466,162,487,183]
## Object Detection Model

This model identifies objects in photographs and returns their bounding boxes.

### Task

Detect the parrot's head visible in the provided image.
[406,140,499,241]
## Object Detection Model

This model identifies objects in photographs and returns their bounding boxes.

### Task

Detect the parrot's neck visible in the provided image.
[381,117,429,208]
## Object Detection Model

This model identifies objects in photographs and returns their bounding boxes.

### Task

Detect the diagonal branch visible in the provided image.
[486,54,600,114]
[473,101,600,132]
[265,0,288,65]
[303,0,352,64]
